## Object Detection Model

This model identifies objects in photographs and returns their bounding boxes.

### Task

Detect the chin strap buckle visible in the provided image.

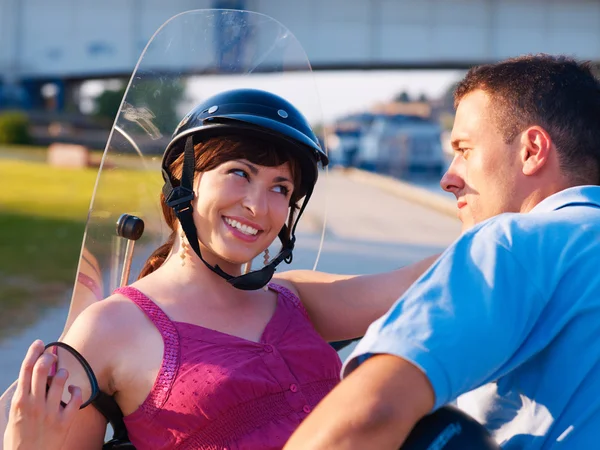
[165,186,195,212]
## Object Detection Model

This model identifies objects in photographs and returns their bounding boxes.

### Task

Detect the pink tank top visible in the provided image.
[116,284,342,450]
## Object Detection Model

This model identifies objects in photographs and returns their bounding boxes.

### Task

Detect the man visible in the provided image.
[284,54,600,449]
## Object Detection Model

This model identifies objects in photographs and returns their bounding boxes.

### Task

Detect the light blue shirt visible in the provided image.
[343,186,600,449]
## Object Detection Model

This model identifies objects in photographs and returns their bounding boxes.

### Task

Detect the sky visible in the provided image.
[311,70,464,122]
[80,69,465,125]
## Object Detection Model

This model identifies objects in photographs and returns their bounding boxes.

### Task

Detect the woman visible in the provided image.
[4,89,437,450]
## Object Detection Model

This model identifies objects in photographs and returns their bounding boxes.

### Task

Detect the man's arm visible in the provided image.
[283,354,434,450]
[274,254,440,342]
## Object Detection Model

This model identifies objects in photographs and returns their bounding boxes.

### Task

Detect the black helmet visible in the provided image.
[162,88,328,196]
[161,88,327,291]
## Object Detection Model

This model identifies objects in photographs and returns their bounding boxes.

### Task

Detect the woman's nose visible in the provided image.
[242,186,268,216]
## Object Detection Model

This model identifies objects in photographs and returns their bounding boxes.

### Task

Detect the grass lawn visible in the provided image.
[0,154,162,334]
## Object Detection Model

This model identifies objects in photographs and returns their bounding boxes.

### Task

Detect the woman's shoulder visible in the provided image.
[269,276,300,298]
[57,293,155,395]
[65,292,153,350]
[269,277,315,323]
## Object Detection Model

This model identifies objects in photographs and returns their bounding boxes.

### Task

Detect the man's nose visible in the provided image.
[440,158,464,195]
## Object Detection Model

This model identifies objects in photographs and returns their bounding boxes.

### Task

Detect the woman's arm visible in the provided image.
[8,298,134,450]
[274,254,439,342]
[55,299,135,450]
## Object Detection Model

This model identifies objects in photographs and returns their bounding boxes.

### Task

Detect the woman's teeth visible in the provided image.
[224,217,259,236]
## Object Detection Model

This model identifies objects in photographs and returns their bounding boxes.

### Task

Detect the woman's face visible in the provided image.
[192,158,295,268]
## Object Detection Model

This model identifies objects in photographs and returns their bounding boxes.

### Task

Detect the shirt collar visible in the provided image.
[531,185,600,213]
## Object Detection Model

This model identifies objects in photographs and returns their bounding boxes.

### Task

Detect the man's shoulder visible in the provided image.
[467,207,588,246]
[456,207,598,277]
[458,213,524,246]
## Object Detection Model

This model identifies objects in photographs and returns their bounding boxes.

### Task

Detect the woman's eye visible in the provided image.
[273,185,290,196]
[229,168,249,179]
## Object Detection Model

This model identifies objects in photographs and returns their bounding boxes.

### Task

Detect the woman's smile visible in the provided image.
[222,215,264,243]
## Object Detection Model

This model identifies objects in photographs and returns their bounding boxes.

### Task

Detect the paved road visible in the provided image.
[0,169,460,391]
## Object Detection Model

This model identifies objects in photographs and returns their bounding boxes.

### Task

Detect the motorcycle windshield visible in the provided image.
[63,8,329,333]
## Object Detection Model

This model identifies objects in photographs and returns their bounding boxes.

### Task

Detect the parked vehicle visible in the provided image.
[327,113,375,168]
[358,114,446,177]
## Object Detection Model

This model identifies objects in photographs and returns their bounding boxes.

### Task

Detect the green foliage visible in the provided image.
[0,155,164,333]
[0,158,161,282]
[0,212,86,283]
[126,78,187,132]
[394,91,411,103]
[93,86,127,122]
[0,111,31,145]
[93,78,186,133]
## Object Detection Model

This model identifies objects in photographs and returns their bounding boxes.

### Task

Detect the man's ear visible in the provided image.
[520,126,552,176]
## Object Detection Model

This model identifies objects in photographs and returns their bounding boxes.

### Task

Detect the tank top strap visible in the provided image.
[268,282,311,322]
[113,286,180,418]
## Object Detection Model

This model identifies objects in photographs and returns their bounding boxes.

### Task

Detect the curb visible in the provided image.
[340,168,458,219]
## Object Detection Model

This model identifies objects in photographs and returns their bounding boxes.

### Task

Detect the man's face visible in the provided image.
[441,89,523,232]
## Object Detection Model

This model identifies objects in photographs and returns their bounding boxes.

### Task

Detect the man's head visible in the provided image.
[441,54,600,231]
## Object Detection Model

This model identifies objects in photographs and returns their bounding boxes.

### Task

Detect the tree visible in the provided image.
[0,110,30,144]
[93,78,186,132]
[126,78,186,132]
[441,81,460,110]
[394,91,411,103]
[93,86,126,123]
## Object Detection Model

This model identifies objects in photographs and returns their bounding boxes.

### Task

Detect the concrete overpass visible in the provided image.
[2,0,600,108]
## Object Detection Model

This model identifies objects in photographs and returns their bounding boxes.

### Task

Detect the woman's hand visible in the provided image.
[3,340,83,450]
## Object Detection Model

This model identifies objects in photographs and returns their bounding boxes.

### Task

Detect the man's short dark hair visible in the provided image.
[455,54,600,185]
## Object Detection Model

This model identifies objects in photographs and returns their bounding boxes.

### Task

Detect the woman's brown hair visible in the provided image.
[138,135,305,278]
